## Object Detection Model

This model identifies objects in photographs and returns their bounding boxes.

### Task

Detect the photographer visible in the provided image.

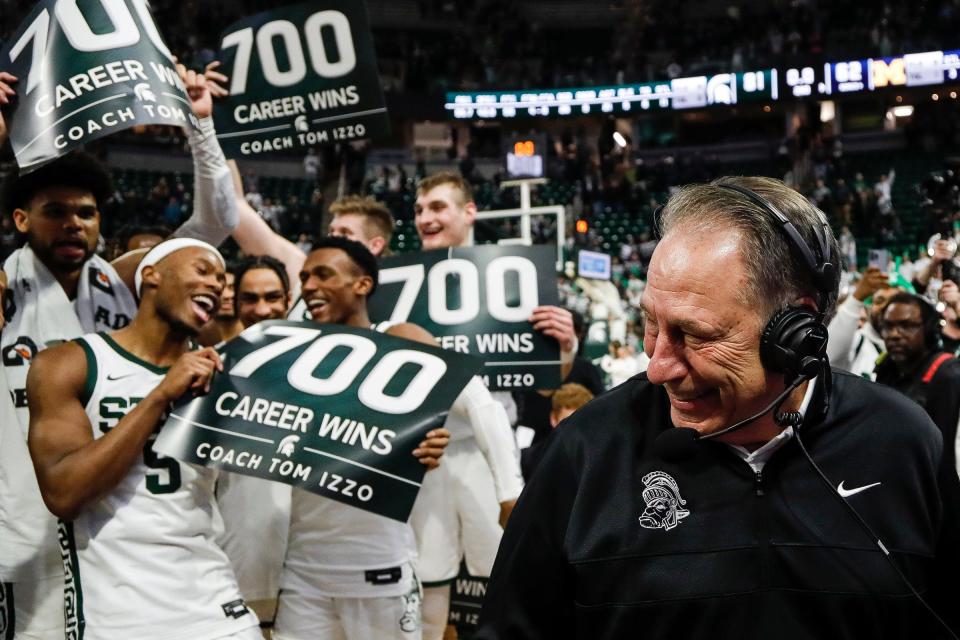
[913,238,960,298]
[874,292,960,476]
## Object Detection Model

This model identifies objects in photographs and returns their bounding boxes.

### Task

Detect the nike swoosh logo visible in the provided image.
[106,373,135,381]
[837,480,882,498]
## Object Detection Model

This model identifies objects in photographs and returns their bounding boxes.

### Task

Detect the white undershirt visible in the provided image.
[725,377,818,474]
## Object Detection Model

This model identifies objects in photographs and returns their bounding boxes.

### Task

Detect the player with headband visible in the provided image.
[0,63,241,639]
[26,239,263,640]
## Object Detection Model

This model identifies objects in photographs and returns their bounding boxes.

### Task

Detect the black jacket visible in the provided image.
[477,370,960,639]
[875,350,960,474]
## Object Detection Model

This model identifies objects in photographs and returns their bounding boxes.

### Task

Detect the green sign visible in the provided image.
[153,321,480,522]
[0,0,198,172]
[212,0,390,157]
[367,245,562,390]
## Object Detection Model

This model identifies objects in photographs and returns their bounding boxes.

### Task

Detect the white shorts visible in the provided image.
[2,574,64,640]
[211,626,264,640]
[273,571,421,640]
[409,439,502,584]
[216,473,291,602]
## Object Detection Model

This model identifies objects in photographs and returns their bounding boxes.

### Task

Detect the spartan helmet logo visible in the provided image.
[294,115,309,132]
[276,435,300,457]
[134,83,156,102]
[639,471,690,531]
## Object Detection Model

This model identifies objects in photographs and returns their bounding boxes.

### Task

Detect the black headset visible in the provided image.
[716,183,837,381]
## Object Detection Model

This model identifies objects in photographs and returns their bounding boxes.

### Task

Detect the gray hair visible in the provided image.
[657,176,840,322]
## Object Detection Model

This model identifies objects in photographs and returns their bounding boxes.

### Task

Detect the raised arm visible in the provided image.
[168,63,237,246]
[826,267,886,370]
[228,160,306,288]
[27,343,221,520]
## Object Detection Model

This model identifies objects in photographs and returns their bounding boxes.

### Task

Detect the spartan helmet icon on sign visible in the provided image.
[277,435,301,457]
[639,471,690,531]
[134,83,156,102]
[294,115,309,132]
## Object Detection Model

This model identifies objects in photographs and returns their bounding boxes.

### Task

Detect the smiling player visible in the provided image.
[25,239,262,640]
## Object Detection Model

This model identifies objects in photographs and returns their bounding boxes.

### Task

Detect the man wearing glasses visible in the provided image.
[875,291,960,476]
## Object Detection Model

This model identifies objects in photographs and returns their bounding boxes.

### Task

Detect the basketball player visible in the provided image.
[1,65,238,639]
[272,237,477,640]
[198,267,244,346]
[326,195,395,256]
[220,253,451,639]
[26,239,260,639]
[411,172,576,638]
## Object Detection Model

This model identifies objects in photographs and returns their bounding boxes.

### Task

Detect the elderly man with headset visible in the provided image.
[477,177,960,640]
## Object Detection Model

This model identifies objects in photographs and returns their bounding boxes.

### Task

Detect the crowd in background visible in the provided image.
[3,0,959,96]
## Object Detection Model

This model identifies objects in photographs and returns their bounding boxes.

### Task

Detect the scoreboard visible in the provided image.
[447,70,777,120]
[504,134,546,179]
[447,47,960,121]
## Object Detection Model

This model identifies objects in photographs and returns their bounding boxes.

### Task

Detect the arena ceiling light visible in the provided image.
[613,131,628,148]
[892,105,914,117]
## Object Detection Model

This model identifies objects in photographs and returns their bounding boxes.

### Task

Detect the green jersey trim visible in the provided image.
[58,520,86,639]
[75,338,97,408]
[100,333,170,375]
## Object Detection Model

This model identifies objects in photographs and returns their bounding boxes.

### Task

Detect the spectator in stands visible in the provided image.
[150,176,170,215]
[600,340,640,388]
[827,266,896,379]
[875,292,960,474]
[303,148,319,183]
[874,169,896,215]
[259,197,280,231]
[838,225,857,270]
[295,233,312,255]
[163,195,183,226]
[245,184,263,212]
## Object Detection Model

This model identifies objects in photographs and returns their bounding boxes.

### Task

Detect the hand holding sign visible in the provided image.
[413,428,451,470]
[368,245,563,390]
[175,61,213,119]
[0,0,198,171]
[0,71,14,146]
[203,61,229,99]
[529,305,576,353]
[151,347,225,402]
[212,0,389,157]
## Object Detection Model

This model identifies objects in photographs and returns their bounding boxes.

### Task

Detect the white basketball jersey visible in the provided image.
[280,319,417,598]
[282,490,418,598]
[67,333,257,640]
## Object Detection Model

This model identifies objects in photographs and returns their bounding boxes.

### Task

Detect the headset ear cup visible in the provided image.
[760,306,829,377]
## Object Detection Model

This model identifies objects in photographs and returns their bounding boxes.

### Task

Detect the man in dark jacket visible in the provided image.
[875,291,960,475]
[477,178,960,639]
